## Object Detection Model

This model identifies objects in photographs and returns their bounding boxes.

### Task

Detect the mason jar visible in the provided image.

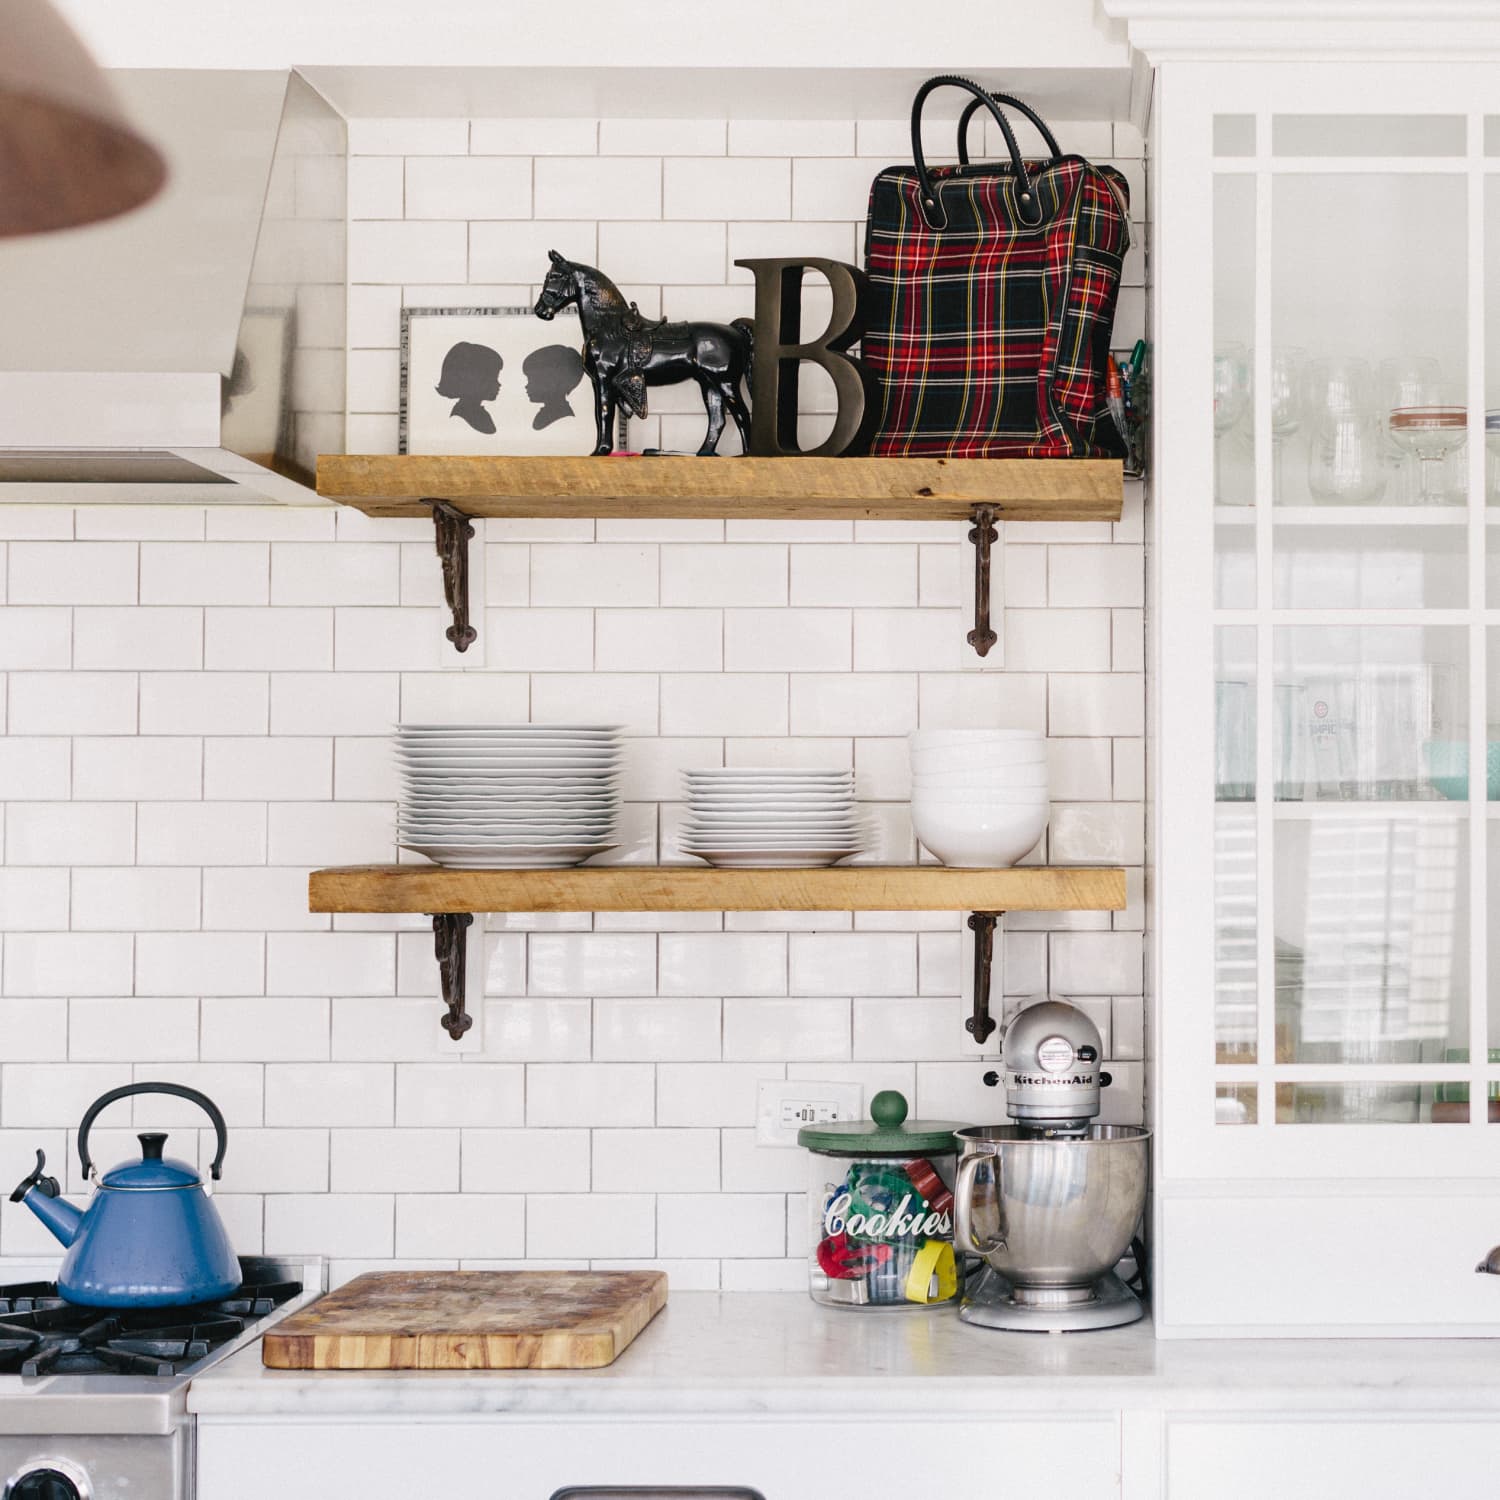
[798,1090,966,1309]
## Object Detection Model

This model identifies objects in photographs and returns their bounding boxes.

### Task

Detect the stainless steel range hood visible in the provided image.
[0,68,346,504]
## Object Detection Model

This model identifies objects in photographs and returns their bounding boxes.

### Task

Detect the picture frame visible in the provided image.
[399,305,625,456]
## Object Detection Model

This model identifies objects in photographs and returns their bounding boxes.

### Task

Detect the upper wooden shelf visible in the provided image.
[315,455,1124,523]
[309,864,1127,915]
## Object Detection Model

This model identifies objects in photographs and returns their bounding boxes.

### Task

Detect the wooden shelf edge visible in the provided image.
[308,864,1127,915]
[315,454,1124,524]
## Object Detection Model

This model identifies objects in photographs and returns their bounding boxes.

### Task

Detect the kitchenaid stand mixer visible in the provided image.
[955,998,1150,1332]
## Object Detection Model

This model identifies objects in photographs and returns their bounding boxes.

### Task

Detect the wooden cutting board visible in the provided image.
[262,1270,667,1370]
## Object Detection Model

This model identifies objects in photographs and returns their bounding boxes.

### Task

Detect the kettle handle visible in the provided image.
[78,1082,229,1182]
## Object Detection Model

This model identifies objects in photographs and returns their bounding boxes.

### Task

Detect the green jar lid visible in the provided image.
[798,1090,967,1155]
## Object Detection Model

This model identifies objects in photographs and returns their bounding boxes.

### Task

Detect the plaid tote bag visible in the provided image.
[862,76,1130,459]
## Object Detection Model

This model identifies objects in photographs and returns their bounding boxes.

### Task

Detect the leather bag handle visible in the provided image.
[78,1081,229,1182]
[911,75,1042,231]
[957,91,1062,165]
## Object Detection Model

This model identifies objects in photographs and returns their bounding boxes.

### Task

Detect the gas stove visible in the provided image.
[0,1256,322,1500]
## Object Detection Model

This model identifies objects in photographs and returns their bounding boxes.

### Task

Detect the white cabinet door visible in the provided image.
[198,1416,1123,1500]
[1166,1416,1500,1497]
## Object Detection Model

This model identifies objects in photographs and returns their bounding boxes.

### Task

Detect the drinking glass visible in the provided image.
[1213,342,1250,505]
[1215,680,1254,800]
[1306,357,1386,505]
[1273,683,1309,800]
[1378,356,1443,502]
[1388,404,1468,505]
[1267,346,1306,503]
[1486,412,1500,506]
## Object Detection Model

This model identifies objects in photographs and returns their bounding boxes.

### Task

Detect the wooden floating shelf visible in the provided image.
[309,864,1127,916]
[316,454,1124,523]
[311,863,1125,1045]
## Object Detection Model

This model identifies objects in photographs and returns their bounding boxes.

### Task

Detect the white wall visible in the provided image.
[0,111,1147,1290]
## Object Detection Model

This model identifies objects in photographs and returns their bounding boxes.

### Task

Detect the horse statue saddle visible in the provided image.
[609,304,666,419]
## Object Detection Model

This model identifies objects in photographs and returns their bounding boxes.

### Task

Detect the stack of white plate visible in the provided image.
[395,724,622,869]
[681,767,863,868]
[910,730,1049,868]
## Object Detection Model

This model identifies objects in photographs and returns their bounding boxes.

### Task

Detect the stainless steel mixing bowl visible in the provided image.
[953,1124,1150,1299]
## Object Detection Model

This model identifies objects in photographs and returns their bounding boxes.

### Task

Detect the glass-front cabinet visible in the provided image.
[1154,60,1500,1334]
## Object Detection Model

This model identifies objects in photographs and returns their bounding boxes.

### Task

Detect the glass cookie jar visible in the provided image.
[798,1090,967,1310]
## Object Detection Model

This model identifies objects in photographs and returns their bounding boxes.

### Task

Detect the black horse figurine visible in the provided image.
[535,249,753,456]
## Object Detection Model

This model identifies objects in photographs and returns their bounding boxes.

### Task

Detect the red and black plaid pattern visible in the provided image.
[862,157,1130,458]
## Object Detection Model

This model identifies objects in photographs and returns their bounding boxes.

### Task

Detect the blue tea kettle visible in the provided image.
[9,1082,241,1308]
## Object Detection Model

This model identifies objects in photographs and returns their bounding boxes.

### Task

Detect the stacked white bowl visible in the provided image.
[909,730,1050,868]
[395,723,622,868]
[681,767,864,868]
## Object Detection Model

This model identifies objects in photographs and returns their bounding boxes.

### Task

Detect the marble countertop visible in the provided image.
[187,1292,1500,1418]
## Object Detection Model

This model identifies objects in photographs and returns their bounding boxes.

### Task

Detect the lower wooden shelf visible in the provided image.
[308,863,1125,915]
[309,864,1126,1047]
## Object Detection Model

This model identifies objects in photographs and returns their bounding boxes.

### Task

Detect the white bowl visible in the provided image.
[909,744,1048,774]
[912,765,1050,790]
[909,730,1043,748]
[911,800,1049,868]
[911,791,1049,806]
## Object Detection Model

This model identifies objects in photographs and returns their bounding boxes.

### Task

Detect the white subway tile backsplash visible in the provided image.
[349,220,468,282]
[656,1062,780,1126]
[406,156,532,219]
[527,1193,654,1258]
[593,1127,719,1191]
[397,1193,524,1258]
[140,673,268,735]
[70,867,199,930]
[136,802,265,865]
[4,932,132,996]
[594,997,721,1061]
[602,118,724,156]
[8,673,137,735]
[396,1063,525,1126]
[665,157,789,220]
[0,608,71,669]
[723,996,849,1060]
[468,220,598,282]
[72,738,202,800]
[10,542,135,604]
[525,1063,655,1127]
[462,1128,592,1193]
[724,609,850,672]
[5,803,135,866]
[0,112,1149,1273]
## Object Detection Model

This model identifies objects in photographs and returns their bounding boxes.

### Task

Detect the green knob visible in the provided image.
[869,1090,909,1128]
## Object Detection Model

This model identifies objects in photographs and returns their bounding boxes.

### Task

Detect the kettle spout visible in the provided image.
[8,1149,80,1246]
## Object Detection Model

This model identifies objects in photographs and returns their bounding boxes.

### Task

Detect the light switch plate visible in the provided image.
[756,1079,864,1147]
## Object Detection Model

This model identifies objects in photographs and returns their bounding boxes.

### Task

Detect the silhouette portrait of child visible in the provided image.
[523,344,586,430]
[435,341,503,435]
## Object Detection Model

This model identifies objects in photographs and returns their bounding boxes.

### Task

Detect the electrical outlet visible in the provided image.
[756,1080,864,1147]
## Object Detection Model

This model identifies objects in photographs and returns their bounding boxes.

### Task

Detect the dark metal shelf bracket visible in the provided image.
[966,910,1002,1044]
[966,504,999,657]
[431,912,475,1040]
[426,499,477,653]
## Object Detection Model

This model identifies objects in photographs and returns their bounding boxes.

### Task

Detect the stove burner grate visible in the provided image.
[0,1276,302,1378]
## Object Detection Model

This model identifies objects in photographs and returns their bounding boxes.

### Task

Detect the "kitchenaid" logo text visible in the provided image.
[1009,1072,1095,1088]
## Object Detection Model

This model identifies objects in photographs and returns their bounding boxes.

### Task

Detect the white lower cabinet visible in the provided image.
[196,1417,1124,1500]
[1164,1417,1500,1497]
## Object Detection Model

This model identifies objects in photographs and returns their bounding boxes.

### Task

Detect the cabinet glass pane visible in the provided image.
[1275,1082,1469,1125]
[1273,520,1467,610]
[1214,167,1255,604]
[1274,815,1468,1073]
[1271,173,1467,513]
[1216,625,1257,801]
[1272,115,1465,158]
[1216,806,1257,1063]
[1485,176,1500,606]
[1274,626,1466,801]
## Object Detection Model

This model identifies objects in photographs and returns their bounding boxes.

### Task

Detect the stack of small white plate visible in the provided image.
[680,767,863,868]
[395,724,622,869]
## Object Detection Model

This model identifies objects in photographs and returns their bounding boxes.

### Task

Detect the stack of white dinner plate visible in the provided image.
[680,767,864,868]
[395,724,622,869]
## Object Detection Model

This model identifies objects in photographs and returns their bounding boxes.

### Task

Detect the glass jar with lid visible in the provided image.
[798,1090,968,1310]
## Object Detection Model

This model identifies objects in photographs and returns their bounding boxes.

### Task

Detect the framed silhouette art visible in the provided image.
[399,305,626,456]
